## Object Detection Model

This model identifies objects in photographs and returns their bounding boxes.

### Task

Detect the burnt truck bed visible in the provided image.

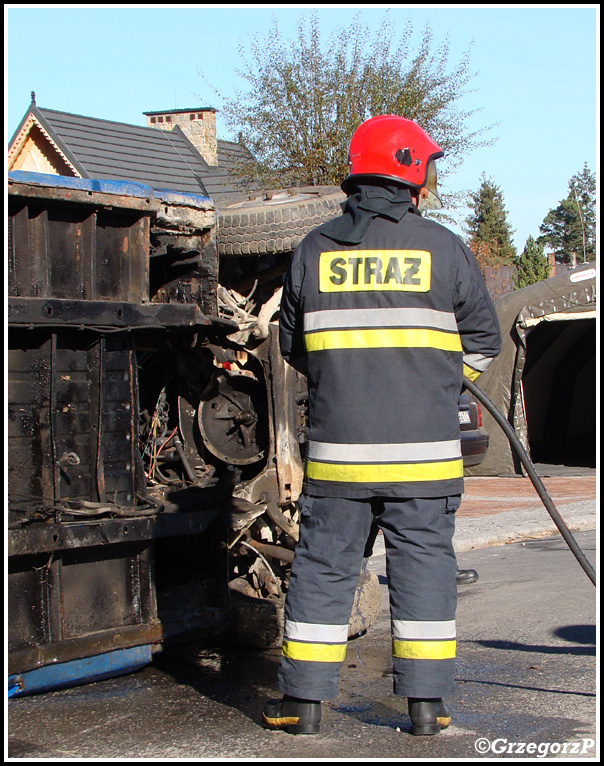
[7,171,326,699]
[7,173,228,694]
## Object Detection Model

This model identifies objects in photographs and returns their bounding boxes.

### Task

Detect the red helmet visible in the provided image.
[342,115,444,206]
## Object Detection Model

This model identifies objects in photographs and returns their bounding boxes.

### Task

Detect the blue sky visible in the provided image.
[5,5,599,251]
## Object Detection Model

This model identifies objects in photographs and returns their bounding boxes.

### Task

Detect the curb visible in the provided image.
[452,500,596,553]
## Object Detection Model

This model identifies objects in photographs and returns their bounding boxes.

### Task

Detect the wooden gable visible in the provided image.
[9,113,80,177]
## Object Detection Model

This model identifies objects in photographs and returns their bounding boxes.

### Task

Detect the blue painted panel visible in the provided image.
[8,170,213,207]
[8,170,155,198]
[8,645,153,698]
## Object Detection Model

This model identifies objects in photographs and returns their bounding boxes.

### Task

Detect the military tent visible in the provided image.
[467,262,597,476]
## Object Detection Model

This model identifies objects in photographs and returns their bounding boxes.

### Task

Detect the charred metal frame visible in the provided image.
[7,174,227,681]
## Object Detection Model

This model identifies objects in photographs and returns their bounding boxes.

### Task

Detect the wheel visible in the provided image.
[217,186,345,256]
[197,372,269,466]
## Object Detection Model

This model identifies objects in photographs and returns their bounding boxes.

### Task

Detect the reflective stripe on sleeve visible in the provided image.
[463,352,495,381]
[463,364,482,381]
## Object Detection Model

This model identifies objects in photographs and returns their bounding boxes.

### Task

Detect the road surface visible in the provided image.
[7,526,596,760]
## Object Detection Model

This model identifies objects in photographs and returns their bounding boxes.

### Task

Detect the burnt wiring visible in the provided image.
[7,495,163,526]
[53,497,163,518]
[141,387,177,484]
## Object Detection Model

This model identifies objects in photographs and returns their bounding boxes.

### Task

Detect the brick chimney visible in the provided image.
[143,107,218,166]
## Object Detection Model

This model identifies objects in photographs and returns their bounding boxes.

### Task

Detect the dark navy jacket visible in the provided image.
[279,200,501,499]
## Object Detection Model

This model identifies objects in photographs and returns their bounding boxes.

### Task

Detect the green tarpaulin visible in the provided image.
[467,263,596,476]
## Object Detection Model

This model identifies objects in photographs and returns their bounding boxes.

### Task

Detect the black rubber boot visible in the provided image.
[262,695,322,734]
[408,698,451,735]
[456,567,479,585]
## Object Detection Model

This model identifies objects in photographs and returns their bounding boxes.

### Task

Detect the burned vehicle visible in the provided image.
[7,172,376,696]
[7,172,486,696]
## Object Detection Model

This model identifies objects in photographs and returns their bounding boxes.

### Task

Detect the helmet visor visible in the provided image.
[418,160,442,210]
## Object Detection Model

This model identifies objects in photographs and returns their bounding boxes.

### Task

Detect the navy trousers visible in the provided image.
[277,494,459,700]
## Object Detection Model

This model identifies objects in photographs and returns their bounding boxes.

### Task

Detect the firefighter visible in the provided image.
[263,115,501,736]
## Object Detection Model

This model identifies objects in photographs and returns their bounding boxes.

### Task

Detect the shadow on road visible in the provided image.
[152,636,281,727]
[474,623,596,657]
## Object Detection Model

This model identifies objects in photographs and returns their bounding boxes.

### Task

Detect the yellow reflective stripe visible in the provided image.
[282,640,347,663]
[463,363,482,381]
[304,328,462,352]
[263,714,300,726]
[305,459,464,484]
[393,639,457,660]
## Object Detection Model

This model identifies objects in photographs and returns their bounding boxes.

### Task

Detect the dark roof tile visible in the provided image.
[36,107,248,204]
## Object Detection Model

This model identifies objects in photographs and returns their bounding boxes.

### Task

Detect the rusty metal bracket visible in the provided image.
[8,297,212,329]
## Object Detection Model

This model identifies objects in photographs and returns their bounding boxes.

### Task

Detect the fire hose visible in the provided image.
[463,376,596,586]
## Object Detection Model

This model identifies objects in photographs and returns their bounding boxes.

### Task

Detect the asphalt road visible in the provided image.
[6,528,597,761]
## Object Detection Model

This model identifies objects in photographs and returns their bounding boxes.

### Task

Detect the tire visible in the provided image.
[228,569,383,649]
[217,186,345,256]
[348,569,383,639]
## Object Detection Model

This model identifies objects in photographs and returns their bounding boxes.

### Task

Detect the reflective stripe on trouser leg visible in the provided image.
[378,496,459,698]
[277,495,373,701]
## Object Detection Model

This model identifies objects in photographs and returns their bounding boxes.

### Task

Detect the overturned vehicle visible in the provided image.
[7,172,485,696]
[7,172,373,696]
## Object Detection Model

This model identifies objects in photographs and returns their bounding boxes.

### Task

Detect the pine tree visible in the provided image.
[465,175,516,270]
[513,235,550,289]
[538,163,596,265]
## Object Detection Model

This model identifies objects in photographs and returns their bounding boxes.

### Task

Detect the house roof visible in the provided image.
[9,104,249,206]
[143,107,217,116]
